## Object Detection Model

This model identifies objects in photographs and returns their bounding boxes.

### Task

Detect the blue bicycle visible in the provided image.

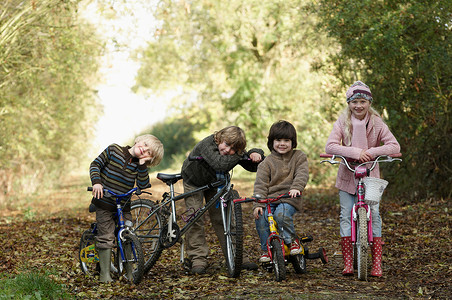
[79,187,145,284]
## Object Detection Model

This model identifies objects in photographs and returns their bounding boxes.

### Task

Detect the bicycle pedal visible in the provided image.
[300,235,313,243]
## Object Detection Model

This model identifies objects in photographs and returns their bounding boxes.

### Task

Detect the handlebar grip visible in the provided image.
[390,153,402,158]
[320,154,333,158]
[87,187,93,191]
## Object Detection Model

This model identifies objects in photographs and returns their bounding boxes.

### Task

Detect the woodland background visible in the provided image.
[0,0,450,298]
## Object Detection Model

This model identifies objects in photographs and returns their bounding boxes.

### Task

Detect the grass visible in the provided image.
[0,270,72,300]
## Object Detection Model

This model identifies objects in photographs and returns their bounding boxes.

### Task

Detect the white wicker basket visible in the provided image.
[363,177,388,205]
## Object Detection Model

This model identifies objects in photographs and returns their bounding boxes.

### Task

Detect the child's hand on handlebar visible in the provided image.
[92,183,104,199]
[249,152,263,163]
[254,207,263,219]
[359,150,372,163]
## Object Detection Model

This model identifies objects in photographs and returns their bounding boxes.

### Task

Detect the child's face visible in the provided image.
[218,141,236,156]
[348,98,371,120]
[273,139,292,155]
[131,140,153,161]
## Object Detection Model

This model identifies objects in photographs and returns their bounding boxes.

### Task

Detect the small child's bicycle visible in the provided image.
[233,194,328,282]
[79,187,145,284]
[320,154,401,280]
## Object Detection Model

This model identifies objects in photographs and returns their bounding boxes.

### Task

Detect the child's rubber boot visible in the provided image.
[340,236,354,276]
[370,237,383,277]
[98,248,113,283]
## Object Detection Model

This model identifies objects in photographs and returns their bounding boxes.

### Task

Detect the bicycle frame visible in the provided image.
[351,166,373,244]
[263,198,296,259]
[133,175,230,245]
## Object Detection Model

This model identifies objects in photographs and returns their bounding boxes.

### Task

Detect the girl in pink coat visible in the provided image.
[325,81,400,277]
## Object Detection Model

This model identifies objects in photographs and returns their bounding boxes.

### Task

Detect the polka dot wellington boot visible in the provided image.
[370,237,383,277]
[341,236,354,276]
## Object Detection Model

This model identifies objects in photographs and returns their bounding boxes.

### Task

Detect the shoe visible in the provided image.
[259,253,271,263]
[241,261,258,270]
[241,256,258,270]
[290,239,302,255]
[190,265,207,274]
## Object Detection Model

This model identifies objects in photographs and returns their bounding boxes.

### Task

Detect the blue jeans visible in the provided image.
[339,190,382,237]
[255,203,297,251]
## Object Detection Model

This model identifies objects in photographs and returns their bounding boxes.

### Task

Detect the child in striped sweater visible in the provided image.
[89,134,164,282]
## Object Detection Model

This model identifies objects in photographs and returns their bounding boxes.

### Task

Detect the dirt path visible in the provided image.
[0,176,450,299]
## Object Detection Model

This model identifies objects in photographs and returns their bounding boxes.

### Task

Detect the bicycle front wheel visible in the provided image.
[357,207,368,281]
[270,239,286,282]
[224,196,243,278]
[118,233,145,284]
[130,199,164,274]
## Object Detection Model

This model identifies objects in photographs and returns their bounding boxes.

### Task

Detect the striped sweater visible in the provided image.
[90,144,150,211]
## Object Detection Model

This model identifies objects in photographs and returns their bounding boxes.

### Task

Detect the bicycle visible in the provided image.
[320,154,402,280]
[233,194,328,282]
[129,156,244,277]
[79,187,145,284]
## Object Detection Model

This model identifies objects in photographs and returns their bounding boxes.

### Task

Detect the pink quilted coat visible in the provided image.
[325,114,400,194]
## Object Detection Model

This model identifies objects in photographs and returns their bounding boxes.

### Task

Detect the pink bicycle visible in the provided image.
[320,153,401,280]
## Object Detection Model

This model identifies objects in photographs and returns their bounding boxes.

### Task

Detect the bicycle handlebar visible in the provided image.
[233,193,299,204]
[87,186,141,197]
[320,153,402,173]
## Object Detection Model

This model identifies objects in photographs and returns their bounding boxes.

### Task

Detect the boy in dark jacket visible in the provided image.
[182,126,264,274]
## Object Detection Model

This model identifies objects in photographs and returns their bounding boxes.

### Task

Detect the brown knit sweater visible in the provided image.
[253,149,309,212]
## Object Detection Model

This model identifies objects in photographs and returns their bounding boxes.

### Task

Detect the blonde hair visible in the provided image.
[340,106,381,146]
[134,134,164,167]
[214,126,246,155]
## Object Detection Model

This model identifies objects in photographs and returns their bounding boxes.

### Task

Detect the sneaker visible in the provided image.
[290,239,302,255]
[259,253,271,263]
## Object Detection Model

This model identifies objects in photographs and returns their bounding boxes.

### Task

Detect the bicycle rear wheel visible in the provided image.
[357,207,368,281]
[290,253,307,274]
[224,193,243,278]
[118,233,145,284]
[270,239,286,282]
[79,229,99,276]
[130,199,164,274]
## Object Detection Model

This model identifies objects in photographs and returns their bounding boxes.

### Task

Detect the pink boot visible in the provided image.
[341,236,354,275]
[370,237,383,277]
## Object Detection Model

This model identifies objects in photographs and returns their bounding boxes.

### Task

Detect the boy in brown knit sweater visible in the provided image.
[253,120,309,263]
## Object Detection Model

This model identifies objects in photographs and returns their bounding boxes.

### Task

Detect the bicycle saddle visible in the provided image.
[157,173,183,185]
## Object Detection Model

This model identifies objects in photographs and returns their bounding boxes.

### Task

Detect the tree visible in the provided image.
[315,0,451,199]
[0,0,102,203]
[133,0,337,183]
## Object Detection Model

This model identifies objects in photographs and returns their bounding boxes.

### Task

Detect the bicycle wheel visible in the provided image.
[130,199,163,273]
[118,233,145,284]
[357,207,368,281]
[290,253,307,274]
[224,198,243,278]
[79,229,99,276]
[270,239,286,282]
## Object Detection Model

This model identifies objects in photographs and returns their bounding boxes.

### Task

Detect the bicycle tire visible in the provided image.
[357,207,368,281]
[290,253,307,274]
[270,239,286,282]
[79,229,98,276]
[224,197,243,278]
[118,233,145,284]
[130,199,164,274]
